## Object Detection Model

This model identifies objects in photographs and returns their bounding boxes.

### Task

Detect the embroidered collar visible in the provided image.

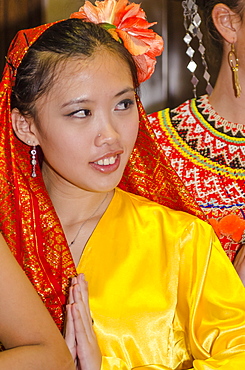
[197,95,245,138]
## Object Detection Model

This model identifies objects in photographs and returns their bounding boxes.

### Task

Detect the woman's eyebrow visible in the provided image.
[61,87,135,108]
[61,98,89,108]
[114,87,135,97]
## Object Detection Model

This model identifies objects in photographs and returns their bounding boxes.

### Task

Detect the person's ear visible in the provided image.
[11,108,39,146]
[212,3,241,44]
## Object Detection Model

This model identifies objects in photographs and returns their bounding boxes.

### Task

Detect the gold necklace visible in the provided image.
[68,192,109,247]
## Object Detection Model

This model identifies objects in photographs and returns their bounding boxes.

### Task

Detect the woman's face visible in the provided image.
[30,49,139,193]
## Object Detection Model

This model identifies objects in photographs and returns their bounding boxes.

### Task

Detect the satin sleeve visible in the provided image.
[178,220,245,369]
[101,220,245,369]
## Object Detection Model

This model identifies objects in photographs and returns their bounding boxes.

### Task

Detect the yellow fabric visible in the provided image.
[77,188,245,369]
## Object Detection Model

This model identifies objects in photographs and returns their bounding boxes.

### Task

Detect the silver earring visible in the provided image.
[182,0,213,97]
[31,146,37,178]
[98,133,101,137]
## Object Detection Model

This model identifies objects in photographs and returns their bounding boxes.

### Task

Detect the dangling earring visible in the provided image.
[30,146,37,178]
[228,43,242,98]
[182,0,213,97]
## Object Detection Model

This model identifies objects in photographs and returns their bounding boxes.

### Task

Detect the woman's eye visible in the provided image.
[67,109,91,118]
[115,99,134,111]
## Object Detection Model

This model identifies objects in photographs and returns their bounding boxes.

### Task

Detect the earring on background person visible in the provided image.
[228,43,241,98]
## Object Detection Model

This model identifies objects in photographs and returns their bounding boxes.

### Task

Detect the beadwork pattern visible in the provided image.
[148,95,245,261]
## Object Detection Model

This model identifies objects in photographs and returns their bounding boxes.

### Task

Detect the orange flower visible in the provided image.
[70,0,164,83]
[209,214,245,243]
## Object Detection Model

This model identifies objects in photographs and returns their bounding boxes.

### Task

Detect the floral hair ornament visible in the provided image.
[70,0,164,83]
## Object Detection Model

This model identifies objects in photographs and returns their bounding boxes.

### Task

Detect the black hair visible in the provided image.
[11,18,139,118]
[196,0,245,61]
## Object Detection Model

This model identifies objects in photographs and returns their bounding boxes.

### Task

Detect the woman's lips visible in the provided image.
[95,155,117,166]
[90,153,122,173]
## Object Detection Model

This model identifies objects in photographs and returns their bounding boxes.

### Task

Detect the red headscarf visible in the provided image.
[0,19,204,331]
[120,99,205,220]
[0,23,76,330]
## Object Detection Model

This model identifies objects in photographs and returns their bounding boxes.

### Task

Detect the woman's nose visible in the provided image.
[95,122,119,146]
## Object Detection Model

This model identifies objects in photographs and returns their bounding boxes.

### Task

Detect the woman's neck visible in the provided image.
[209,60,245,125]
[42,163,114,266]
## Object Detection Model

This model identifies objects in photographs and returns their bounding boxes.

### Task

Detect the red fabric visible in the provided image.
[144,99,245,261]
[0,23,76,331]
[0,21,202,331]
[120,98,205,220]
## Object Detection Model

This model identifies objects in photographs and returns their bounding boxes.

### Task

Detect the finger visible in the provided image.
[71,303,102,370]
[71,303,97,353]
[77,274,91,318]
[68,276,79,305]
[68,283,75,305]
[71,303,90,357]
[71,303,87,335]
[73,283,95,338]
[64,304,77,361]
[77,274,95,328]
[73,284,91,322]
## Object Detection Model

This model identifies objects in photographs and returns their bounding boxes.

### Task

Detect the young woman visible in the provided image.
[1,0,245,368]
[0,234,74,369]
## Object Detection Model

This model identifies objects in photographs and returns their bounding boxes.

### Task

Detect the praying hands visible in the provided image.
[65,274,102,370]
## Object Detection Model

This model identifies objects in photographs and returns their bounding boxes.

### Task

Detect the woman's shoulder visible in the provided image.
[114,187,217,262]
[115,187,210,232]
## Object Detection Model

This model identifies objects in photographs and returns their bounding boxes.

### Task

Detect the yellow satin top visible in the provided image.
[77,188,245,369]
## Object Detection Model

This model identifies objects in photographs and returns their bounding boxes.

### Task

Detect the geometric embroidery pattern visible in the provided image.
[148,97,245,261]
[170,95,245,169]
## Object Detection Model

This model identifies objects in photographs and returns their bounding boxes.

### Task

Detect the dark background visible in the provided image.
[0,0,219,112]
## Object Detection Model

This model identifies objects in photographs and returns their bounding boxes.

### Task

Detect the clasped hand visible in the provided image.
[233,244,245,286]
[65,274,102,370]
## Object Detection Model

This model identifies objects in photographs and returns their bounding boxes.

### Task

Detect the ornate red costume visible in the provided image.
[145,95,245,261]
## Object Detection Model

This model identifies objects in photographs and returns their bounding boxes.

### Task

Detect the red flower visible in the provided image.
[70,0,164,83]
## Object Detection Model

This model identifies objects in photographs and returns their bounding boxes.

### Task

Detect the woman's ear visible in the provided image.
[212,3,241,44]
[11,108,39,146]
